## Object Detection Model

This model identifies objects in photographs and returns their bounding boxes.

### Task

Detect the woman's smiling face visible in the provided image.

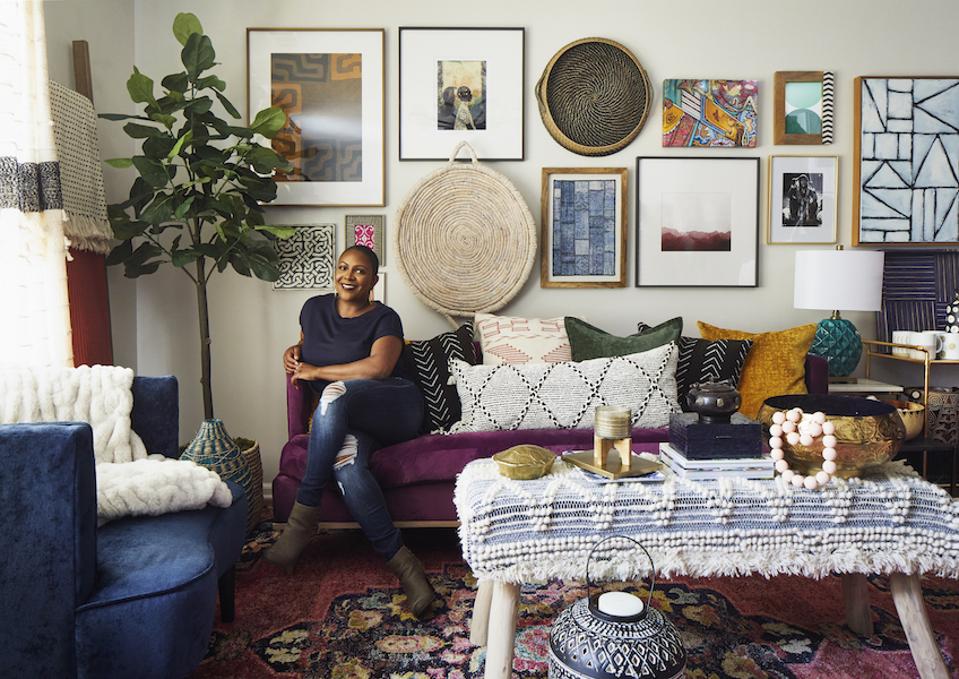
[335,248,377,303]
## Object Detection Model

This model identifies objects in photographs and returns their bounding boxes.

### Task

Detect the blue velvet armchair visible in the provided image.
[0,376,247,679]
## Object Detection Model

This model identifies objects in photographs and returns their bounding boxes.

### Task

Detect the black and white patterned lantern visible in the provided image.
[946,291,959,334]
[548,537,687,679]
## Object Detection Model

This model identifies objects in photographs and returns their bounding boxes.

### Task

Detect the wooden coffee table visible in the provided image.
[454,458,956,679]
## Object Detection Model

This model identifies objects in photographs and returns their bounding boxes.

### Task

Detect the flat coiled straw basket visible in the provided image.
[395,142,537,326]
[536,37,651,156]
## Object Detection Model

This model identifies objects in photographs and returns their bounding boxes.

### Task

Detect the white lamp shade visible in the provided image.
[794,250,885,312]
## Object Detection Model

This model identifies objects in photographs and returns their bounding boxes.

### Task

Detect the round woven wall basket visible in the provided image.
[395,142,536,324]
[536,37,651,156]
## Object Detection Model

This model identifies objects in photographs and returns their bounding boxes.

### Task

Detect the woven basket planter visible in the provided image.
[395,142,536,325]
[536,37,651,156]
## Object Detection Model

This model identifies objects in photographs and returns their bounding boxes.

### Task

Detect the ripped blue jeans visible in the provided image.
[297,377,424,560]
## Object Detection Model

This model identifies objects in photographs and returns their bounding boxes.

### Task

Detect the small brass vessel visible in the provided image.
[493,445,556,480]
[758,395,905,478]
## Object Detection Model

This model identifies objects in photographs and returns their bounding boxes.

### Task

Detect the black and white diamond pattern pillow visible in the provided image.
[638,322,752,411]
[400,323,477,432]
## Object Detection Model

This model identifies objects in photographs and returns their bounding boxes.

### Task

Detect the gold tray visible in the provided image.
[563,450,663,479]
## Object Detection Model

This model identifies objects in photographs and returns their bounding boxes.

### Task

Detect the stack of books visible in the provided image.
[658,442,774,481]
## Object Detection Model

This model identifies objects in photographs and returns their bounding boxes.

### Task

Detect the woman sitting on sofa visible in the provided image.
[266,245,435,617]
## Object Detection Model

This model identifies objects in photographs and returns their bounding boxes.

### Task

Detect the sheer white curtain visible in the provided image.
[0,0,73,367]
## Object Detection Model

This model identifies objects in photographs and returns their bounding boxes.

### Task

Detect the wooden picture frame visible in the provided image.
[767,155,839,244]
[774,71,834,145]
[344,214,386,267]
[540,167,628,288]
[853,75,959,247]
[247,28,385,207]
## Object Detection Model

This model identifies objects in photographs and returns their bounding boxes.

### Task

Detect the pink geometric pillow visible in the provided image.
[475,312,572,365]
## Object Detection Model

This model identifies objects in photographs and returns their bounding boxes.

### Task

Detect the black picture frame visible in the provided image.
[635,156,760,288]
[398,26,526,161]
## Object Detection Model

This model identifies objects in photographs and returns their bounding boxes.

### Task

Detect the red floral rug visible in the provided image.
[196,524,959,678]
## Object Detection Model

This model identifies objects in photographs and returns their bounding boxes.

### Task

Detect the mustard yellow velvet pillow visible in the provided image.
[697,321,817,419]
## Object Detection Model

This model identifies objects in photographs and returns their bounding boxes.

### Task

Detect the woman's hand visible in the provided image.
[283,343,301,375]
[291,361,319,386]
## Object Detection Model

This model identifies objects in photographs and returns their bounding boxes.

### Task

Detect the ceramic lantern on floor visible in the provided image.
[548,536,687,679]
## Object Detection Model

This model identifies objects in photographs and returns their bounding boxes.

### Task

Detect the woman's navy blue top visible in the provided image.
[299,294,412,390]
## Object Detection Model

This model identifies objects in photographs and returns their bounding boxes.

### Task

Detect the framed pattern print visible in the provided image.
[767,155,839,244]
[541,167,628,287]
[774,71,835,145]
[635,157,759,287]
[662,79,758,147]
[399,27,524,160]
[344,214,386,266]
[853,76,959,246]
[274,224,337,290]
[247,28,384,206]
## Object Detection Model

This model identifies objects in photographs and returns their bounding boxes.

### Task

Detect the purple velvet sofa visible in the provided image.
[272,355,828,524]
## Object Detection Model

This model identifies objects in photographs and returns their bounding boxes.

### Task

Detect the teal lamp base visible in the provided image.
[810,317,862,377]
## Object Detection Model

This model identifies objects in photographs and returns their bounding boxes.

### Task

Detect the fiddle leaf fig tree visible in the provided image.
[103,12,294,420]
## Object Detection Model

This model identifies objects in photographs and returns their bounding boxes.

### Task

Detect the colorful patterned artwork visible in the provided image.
[855,77,959,245]
[274,225,336,290]
[271,53,362,182]
[344,215,386,266]
[662,79,759,148]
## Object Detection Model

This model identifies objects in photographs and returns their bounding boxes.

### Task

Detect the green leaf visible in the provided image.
[197,75,226,91]
[181,32,216,80]
[142,135,176,159]
[106,239,133,266]
[126,177,155,212]
[113,219,150,240]
[148,111,177,128]
[172,12,203,46]
[254,225,297,239]
[229,253,252,277]
[247,146,286,173]
[132,156,170,188]
[105,157,134,168]
[172,248,200,268]
[214,91,241,119]
[123,122,165,138]
[174,195,196,218]
[161,72,190,93]
[126,67,156,105]
[185,96,213,115]
[140,194,175,224]
[124,260,161,278]
[250,106,286,138]
[99,113,152,122]
[167,129,193,159]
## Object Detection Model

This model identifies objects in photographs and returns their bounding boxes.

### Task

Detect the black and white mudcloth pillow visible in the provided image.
[400,323,477,432]
[448,343,680,434]
[638,323,753,411]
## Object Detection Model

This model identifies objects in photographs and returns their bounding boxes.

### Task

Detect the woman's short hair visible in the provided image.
[342,245,379,275]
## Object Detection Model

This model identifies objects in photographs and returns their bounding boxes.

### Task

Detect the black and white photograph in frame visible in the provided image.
[767,155,838,244]
[274,224,337,290]
[635,156,759,287]
[399,27,525,160]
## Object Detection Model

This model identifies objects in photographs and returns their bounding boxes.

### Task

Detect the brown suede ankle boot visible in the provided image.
[387,546,437,618]
[264,502,323,572]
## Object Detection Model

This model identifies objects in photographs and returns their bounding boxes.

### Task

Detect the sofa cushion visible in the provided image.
[398,322,477,432]
[698,321,817,418]
[566,316,682,362]
[475,312,571,365]
[448,343,680,433]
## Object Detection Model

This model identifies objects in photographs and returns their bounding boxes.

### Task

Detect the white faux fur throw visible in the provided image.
[96,456,233,526]
[0,364,146,463]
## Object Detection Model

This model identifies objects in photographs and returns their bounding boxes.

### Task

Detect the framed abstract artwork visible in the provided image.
[662,79,758,147]
[767,155,839,244]
[344,214,386,267]
[371,271,387,303]
[399,27,525,160]
[774,71,835,145]
[854,76,959,246]
[274,224,337,290]
[635,157,759,287]
[247,28,385,206]
[540,167,628,288]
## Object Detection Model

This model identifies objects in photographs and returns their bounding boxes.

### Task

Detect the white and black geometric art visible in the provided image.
[273,224,336,290]
[855,77,959,245]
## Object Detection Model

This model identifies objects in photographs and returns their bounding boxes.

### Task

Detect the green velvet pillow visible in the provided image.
[565,317,683,361]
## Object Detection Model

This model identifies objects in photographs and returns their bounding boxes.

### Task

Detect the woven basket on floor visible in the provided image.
[395,142,536,325]
[536,37,651,156]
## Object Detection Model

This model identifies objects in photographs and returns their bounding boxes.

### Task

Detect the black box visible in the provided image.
[668,412,763,459]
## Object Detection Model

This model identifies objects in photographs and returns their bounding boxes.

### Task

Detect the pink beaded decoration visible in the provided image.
[767,408,836,490]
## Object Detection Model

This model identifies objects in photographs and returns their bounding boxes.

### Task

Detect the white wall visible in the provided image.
[48,0,959,481]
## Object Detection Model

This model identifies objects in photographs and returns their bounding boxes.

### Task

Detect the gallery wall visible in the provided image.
[43,0,959,488]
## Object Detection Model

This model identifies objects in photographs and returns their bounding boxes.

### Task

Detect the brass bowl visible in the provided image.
[885,399,924,441]
[758,395,905,478]
[493,445,557,480]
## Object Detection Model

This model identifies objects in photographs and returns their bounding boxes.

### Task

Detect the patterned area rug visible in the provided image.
[196,525,959,678]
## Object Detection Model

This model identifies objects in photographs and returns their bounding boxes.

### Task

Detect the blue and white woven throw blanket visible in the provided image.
[454,458,959,583]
